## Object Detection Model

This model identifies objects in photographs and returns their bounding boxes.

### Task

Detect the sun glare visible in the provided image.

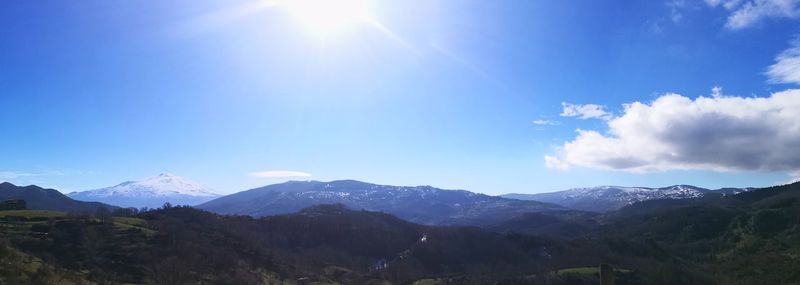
[282,0,373,38]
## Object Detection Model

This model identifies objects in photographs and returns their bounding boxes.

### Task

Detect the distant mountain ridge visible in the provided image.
[198,180,565,226]
[0,182,115,212]
[503,185,753,212]
[69,173,220,208]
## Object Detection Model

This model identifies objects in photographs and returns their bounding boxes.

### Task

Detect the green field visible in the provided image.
[0,210,157,236]
[0,210,67,218]
[0,210,161,284]
[113,216,147,226]
[112,216,156,235]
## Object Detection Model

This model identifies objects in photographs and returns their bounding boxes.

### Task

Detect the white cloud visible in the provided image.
[767,40,800,84]
[705,0,800,29]
[250,170,312,178]
[560,102,613,120]
[544,155,570,170]
[532,119,560,126]
[547,90,800,174]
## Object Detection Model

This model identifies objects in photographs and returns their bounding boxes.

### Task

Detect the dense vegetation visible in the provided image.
[0,182,799,284]
[0,204,640,284]
[592,181,800,284]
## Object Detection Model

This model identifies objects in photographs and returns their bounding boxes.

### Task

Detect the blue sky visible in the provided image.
[2,0,800,195]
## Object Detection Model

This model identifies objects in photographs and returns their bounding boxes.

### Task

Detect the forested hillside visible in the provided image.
[2,182,799,284]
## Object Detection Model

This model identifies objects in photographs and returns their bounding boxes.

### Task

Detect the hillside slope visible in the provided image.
[0,182,115,212]
[592,181,800,284]
[198,180,565,226]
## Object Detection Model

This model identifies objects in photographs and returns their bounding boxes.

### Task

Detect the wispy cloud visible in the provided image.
[532,119,560,126]
[705,0,800,29]
[0,169,96,191]
[767,39,800,84]
[250,170,312,179]
[0,171,36,180]
[560,102,613,120]
[667,0,690,23]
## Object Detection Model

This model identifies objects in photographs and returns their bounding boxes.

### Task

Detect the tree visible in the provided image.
[94,206,112,223]
[112,208,139,217]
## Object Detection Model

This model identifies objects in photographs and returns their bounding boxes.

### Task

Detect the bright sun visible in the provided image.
[282,0,373,38]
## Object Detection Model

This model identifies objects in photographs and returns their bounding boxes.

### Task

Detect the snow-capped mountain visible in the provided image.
[68,173,220,208]
[502,185,752,212]
[198,180,565,226]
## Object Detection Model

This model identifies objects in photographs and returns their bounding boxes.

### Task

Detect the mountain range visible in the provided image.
[3,173,797,284]
[4,180,798,284]
[502,185,754,212]
[197,180,566,226]
[68,173,220,208]
[4,174,757,224]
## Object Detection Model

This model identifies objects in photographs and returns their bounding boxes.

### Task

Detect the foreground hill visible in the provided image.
[198,180,567,226]
[69,173,220,208]
[504,185,752,212]
[0,182,115,212]
[0,204,650,284]
[591,181,800,284]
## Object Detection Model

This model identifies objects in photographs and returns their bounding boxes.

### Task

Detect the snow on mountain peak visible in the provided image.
[78,174,220,198]
[502,184,716,212]
[67,174,221,208]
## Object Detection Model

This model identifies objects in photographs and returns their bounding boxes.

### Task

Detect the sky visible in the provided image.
[1,0,800,195]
